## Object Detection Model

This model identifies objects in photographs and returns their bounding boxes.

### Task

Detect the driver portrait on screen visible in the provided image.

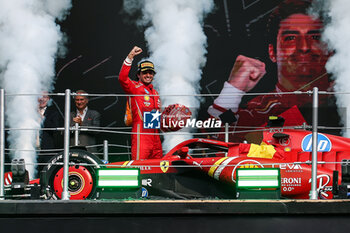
[208,0,334,141]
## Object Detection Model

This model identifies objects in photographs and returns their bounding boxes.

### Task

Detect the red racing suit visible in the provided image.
[208,82,308,142]
[119,58,162,160]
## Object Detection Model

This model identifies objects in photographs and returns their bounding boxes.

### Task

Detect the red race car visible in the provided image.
[4,128,350,200]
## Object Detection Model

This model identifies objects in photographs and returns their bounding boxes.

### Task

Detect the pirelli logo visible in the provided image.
[140,62,154,68]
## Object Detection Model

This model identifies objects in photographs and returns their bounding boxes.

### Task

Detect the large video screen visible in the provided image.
[49,0,340,151]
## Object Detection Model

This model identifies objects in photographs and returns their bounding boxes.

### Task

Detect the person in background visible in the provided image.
[70,90,101,153]
[37,92,63,171]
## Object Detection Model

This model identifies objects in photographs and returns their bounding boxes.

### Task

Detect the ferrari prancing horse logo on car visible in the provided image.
[160,160,169,173]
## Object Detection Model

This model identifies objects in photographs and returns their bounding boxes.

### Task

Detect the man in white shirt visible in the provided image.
[70,90,101,152]
[37,92,63,171]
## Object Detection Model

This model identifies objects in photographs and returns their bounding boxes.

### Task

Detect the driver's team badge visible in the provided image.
[160,160,169,173]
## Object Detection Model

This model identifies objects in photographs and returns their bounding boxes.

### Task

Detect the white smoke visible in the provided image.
[310,0,350,136]
[124,0,214,151]
[0,0,72,178]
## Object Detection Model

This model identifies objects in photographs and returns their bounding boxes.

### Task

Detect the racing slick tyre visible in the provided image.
[40,149,104,200]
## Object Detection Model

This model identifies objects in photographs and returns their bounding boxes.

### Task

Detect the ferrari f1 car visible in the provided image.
[4,127,350,200]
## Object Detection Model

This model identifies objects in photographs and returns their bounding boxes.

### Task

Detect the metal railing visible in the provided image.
[0,88,345,200]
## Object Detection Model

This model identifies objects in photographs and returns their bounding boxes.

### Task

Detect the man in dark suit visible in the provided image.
[70,90,101,152]
[37,93,64,171]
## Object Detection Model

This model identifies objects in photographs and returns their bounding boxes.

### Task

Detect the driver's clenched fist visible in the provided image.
[127,46,143,60]
[228,55,266,92]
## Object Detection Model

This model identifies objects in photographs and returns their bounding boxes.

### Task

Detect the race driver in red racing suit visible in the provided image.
[119,46,162,160]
